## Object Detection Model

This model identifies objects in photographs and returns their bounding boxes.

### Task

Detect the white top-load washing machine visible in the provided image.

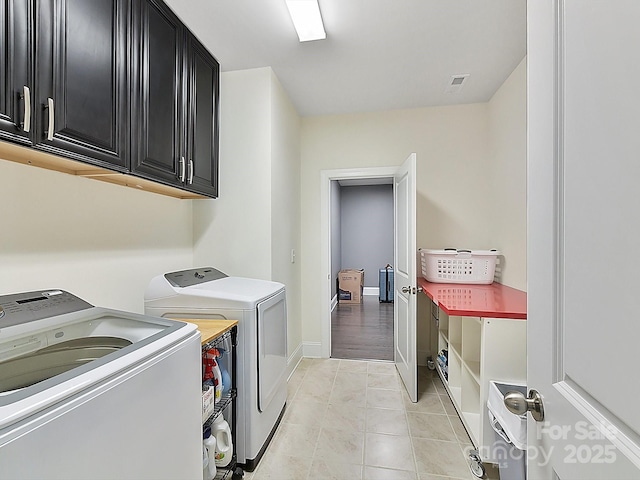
[0,289,202,480]
[144,267,287,471]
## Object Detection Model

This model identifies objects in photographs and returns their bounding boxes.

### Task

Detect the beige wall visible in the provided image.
[269,70,303,361]
[301,104,492,348]
[487,57,527,291]
[0,160,193,313]
[193,68,303,366]
[300,59,527,353]
[193,68,272,279]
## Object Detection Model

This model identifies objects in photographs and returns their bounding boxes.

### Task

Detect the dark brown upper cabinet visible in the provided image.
[0,0,219,197]
[35,0,130,170]
[130,0,184,187]
[0,0,33,146]
[186,33,220,198]
[131,0,219,197]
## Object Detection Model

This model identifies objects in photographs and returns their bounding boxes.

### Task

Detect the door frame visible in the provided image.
[319,166,398,358]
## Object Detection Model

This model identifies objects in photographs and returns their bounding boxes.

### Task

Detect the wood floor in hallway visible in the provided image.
[331,295,394,361]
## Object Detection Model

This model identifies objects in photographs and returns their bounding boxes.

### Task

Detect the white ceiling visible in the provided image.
[164,0,527,117]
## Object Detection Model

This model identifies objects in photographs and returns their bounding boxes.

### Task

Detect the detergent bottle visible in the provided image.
[212,414,233,467]
[202,427,217,479]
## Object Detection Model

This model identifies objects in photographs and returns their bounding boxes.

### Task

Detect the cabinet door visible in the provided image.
[131,0,184,187]
[36,0,129,170]
[185,34,219,198]
[0,0,32,145]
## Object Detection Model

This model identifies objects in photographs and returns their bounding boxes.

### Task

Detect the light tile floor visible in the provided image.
[242,358,500,480]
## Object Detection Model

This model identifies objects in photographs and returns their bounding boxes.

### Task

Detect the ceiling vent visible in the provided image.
[445,74,469,94]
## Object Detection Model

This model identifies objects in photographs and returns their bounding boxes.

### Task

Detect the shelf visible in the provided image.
[449,386,462,407]
[450,343,462,359]
[418,277,527,319]
[461,368,480,414]
[213,456,238,480]
[202,329,233,350]
[461,412,480,446]
[200,324,241,480]
[429,296,527,466]
[204,389,237,427]
[448,347,462,389]
[439,364,478,446]
[461,317,481,367]
[463,361,481,384]
[449,316,462,346]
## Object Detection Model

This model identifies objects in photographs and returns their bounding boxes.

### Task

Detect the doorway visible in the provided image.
[331,180,394,361]
[319,166,398,360]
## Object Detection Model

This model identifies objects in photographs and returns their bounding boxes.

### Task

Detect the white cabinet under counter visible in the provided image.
[419,278,527,465]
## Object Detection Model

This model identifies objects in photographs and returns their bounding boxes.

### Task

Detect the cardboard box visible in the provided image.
[338,269,364,304]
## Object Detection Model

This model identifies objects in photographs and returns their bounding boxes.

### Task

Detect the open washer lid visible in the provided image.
[145,267,285,311]
[0,289,196,426]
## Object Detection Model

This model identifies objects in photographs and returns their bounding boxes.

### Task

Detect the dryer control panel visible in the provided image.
[0,290,93,328]
[165,267,228,288]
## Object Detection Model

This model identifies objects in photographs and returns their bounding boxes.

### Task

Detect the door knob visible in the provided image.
[504,389,545,422]
[401,286,423,294]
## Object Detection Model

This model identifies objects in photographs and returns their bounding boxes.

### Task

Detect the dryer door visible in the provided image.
[256,289,287,412]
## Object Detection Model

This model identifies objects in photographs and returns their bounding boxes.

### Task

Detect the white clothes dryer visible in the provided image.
[144,267,287,471]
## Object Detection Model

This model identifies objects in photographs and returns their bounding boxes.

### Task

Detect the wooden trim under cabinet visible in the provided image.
[0,140,207,199]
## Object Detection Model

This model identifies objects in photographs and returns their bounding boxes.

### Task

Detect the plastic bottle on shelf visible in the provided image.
[217,348,231,395]
[203,349,223,403]
[212,414,233,467]
[202,350,213,387]
[203,427,217,480]
[211,357,222,403]
[202,445,208,476]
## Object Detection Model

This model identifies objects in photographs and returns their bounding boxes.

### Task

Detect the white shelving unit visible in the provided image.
[433,303,526,463]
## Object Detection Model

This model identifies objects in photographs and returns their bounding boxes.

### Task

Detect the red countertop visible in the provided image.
[418,277,527,319]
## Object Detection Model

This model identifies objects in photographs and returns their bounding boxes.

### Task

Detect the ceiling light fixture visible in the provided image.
[285,0,326,42]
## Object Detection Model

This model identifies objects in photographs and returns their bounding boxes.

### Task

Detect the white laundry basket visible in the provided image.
[419,248,500,284]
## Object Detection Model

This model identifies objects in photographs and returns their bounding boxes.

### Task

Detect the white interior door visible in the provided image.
[528,1,640,478]
[394,153,417,402]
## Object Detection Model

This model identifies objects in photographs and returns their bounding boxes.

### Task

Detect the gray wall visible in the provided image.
[330,180,342,298]
[340,185,393,287]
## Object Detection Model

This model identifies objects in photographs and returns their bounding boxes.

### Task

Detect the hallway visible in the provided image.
[331,295,394,361]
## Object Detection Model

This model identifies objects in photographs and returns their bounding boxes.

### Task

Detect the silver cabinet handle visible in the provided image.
[46,97,54,140]
[188,159,194,184]
[22,86,31,132]
[179,156,186,182]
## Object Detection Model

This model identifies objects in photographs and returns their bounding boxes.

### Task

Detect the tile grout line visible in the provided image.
[402,383,422,478]
[305,361,341,480]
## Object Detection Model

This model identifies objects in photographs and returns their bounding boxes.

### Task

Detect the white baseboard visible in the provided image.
[287,343,304,380]
[302,341,324,358]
